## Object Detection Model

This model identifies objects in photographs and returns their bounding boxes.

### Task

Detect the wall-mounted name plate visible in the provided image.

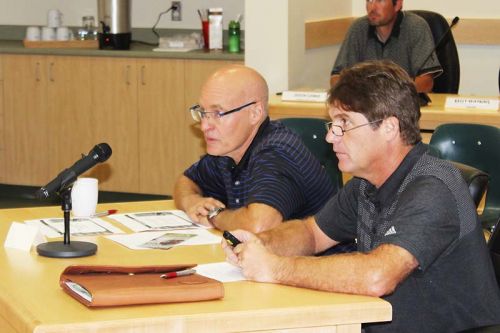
[445,96,499,111]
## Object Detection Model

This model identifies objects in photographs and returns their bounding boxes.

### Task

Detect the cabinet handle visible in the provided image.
[125,65,131,85]
[35,62,41,82]
[48,62,55,82]
[141,65,146,85]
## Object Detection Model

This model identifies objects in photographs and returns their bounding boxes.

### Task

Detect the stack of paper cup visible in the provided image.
[41,9,63,41]
[47,9,62,28]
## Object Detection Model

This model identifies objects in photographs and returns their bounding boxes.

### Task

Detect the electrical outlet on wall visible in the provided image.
[171,1,182,21]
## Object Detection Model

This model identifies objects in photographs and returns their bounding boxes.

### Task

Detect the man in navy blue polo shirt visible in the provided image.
[174,65,335,232]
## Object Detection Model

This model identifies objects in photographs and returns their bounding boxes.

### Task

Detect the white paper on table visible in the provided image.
[4,222,46,251]
[108,210,204,232]
[25,217,124,238]
[195,262,247,282]
[105,229,221,250]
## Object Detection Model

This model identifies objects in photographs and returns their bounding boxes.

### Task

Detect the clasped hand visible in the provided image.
[222,229,278,283]
[185,197,225,227]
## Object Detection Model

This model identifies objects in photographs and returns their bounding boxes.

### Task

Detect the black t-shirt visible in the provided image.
[315,143,500,332]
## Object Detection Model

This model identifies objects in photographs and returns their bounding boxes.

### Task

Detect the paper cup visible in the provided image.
[71,178,98,217]
[41,27,56,41]
[56,26,70,41]
[26,26,41,41]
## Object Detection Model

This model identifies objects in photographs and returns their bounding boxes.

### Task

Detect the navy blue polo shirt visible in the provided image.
[184,117,335,220]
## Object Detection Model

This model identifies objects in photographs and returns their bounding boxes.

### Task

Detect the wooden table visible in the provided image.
[0,201,391,333]
[269,93,500,131]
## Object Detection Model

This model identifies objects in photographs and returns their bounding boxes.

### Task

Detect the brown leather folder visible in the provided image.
[60,264,224,307]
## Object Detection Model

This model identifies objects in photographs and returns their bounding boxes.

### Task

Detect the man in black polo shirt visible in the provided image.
[330,0,442,93]
[223,60,500,332]
[174,65,335,232]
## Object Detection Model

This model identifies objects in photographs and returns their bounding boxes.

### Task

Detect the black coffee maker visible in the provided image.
[97,0,131,50]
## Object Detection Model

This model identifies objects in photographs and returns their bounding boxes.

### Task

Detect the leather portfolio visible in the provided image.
[60,264,224,307]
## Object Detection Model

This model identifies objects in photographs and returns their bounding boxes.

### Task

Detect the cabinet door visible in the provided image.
[2,54,50,185]
[137,58,185,194]
[45,56,95,181]
[89,57,139,192]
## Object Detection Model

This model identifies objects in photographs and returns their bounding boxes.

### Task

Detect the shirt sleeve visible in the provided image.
[410,16,443,78]
[315,178,360,242]
[331,22,362,76]
[183,156,227,204]
[380,176,460,272]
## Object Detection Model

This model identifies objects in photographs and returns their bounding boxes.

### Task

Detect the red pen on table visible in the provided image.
[160,269,196,279]
[92,209,118,218]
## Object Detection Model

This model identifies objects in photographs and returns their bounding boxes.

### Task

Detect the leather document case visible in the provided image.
[60,264,224,307]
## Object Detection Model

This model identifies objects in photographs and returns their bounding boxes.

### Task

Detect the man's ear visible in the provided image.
[249,101,264,124]
[383,116,399,141]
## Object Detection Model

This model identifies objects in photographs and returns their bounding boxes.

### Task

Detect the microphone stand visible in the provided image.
[36,186,97,258]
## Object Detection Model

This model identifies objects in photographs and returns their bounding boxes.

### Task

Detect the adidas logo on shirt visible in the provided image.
[384,226,397,236]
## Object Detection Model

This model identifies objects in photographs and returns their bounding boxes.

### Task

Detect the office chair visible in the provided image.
[279,118,342,192]
[430,124,500,231]
[410,10,460,93]
[427,144,489,209]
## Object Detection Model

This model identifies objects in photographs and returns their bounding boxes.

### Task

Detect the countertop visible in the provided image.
[0,39,244,61]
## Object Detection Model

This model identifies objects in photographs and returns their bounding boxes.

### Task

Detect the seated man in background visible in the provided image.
[174,65,335,233]
[224,60,500,332]
[330,0,442,93]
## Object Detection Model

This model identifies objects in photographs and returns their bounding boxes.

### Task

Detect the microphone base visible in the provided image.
[37,241,97,258]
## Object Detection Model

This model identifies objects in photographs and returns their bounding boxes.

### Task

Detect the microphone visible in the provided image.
[36,143,112,199]
[416,16,460,106]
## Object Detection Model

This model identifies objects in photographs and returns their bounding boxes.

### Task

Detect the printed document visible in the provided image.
[25,217,124,238]
[108,210,203,232]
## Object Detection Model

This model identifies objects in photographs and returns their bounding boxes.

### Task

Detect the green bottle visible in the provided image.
[228,20,240,53]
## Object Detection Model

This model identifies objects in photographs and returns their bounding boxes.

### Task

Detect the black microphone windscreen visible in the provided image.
[451,16,460,26]
[93,143,112,162]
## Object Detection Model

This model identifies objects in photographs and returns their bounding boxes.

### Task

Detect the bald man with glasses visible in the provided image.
[174,65,335,232]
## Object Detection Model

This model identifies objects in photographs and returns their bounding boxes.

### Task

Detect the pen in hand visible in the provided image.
[160,269,196,279]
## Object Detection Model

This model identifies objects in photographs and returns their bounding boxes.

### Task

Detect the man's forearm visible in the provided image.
[259,219,317,257]
[173,175,203,210]
[211,203,282,233]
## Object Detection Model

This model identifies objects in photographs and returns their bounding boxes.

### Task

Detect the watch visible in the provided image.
[208,207,224,220]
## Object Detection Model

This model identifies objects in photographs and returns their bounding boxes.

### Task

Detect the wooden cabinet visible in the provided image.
[2,55,50,185]
[0,54,241,194]
[88,57,140,192]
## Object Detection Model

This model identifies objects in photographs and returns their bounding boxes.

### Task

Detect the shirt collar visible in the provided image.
[368,11,404,44]
[365,141,426,208]
[225,117,271,173]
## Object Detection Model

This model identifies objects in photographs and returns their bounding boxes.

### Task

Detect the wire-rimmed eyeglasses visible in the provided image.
[189,101,256,122]
[325,119,384,136]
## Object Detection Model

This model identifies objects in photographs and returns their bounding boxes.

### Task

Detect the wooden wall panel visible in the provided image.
[305,17,500,49]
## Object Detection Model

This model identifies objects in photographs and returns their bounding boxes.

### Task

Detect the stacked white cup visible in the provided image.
[43,9,71,41]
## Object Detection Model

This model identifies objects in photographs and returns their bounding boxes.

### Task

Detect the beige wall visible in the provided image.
[0,0,245,30]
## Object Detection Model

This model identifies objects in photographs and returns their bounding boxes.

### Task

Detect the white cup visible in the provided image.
[56,26,70,41]
[41,27,56,41]
[71,178,98,217]
[47,9,62,28]
[25,26,41,41]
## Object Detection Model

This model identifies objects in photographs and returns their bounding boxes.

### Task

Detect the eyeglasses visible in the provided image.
[189,101,256,122]
[325,119,384,136]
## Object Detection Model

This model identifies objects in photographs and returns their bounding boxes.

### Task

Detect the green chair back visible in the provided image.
[429,123,500,229]
[280,118,343,190]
